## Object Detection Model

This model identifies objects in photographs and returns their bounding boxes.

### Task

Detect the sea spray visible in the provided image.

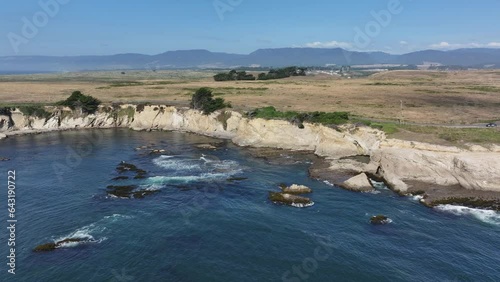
[435,205,500,226]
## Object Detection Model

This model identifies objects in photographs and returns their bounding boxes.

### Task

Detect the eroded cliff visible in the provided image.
[1,104,500,196]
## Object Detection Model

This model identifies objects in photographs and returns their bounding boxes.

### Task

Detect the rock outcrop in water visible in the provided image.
[280,184,313,194]
[116,162,148,179]
[2,104,500,207]
[338,173,374,192]
[33,238,89,252]
[106,185,160,199]
[370,215,391,225]
[268,192,314,208]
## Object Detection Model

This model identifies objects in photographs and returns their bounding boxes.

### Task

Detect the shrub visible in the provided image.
[249,107,349,127]
[136,103,150,113]
[0,107,12,116]
[190,88,229,115]
[18,105,51,119]
[57,91,101,114]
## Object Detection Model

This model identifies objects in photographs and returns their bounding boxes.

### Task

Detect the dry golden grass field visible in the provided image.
[1,70,500,125]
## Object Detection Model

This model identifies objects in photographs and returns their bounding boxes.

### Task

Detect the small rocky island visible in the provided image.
[370,215,392,225]
[268,184,314,208]
[34,238,92,252]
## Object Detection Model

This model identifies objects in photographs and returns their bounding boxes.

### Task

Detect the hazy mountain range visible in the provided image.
[2,48,500,73]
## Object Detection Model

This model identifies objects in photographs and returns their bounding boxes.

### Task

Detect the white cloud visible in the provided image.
[304,41,353,49]
[399,41,408,45]
[429,41,500,50]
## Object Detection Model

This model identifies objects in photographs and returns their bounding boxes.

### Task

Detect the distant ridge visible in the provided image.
[1,48,500,73]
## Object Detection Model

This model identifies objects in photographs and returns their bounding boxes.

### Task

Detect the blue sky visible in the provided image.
[1,0,500,56]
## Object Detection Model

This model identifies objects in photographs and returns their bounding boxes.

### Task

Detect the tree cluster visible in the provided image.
[257,67,307,80]
[214,70,256,81]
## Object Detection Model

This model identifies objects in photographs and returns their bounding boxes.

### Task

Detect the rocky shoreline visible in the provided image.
[1,104,500,211]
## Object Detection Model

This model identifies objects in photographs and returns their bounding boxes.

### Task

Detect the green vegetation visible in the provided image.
[402,126,500,144]
[0,107,12,116]
[57,91,101,114]
[190,88,231,115]
[366,121,500,144]
[366,82,405,86]
[18,105,52,119]
[135,103,151,113]
[249,106,349,127]
[214,70,256,81]
[369,122,400,134]
[257,66,307,80]
[213,67,307,81]
[464,86,500,93]
[97,80,185,89]
[217,111,232,130]
[117,106,135,120]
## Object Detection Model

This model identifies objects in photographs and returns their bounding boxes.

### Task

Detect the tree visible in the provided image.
[57,91,101,114]
[190,88,229,115]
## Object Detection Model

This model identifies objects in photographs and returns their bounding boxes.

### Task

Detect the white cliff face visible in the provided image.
[1,104,500,193]
[370,140,500,193]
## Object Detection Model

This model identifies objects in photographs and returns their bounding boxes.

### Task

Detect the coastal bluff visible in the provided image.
[1,104,500,196]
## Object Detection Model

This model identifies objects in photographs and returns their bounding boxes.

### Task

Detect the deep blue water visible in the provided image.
[0,129,499,281]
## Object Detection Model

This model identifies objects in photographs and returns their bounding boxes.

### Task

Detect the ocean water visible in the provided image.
[0,129,499,281]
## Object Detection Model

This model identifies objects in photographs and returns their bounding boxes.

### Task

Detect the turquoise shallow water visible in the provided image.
[0,129,499,281]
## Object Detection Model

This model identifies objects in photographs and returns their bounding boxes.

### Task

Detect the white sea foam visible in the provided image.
[53,214,132,248]
[370,180,389,190]
[435,205,500,226]
[412,195,424,202]
[147,171,236,184]
[323,180,334,187]
[150,154,242,184]
[384,218,393,224]
[291,202,315,208]
[153,155,201,171]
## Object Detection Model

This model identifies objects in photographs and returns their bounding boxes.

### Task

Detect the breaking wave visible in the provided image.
[435,205,500,226]
[150,154,242,184]
[53,214,133,248]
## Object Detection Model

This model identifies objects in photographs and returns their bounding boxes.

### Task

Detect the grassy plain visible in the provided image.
[1,69,499,144]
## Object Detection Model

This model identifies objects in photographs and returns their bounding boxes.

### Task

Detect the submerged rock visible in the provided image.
[116,162,139,173]
[33,238,87,252]
[227,177,249,182]
[338,173,374,192]
[112,176,129,181]
[370,215,391,225]
[280,184,312,194]
[149,149,167,155]
[115,162,148,180]
[107,185,136,198]
[268,192,314,208]
[106,185,159,199]
[33,243,57,252]
[196,144,218,150]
